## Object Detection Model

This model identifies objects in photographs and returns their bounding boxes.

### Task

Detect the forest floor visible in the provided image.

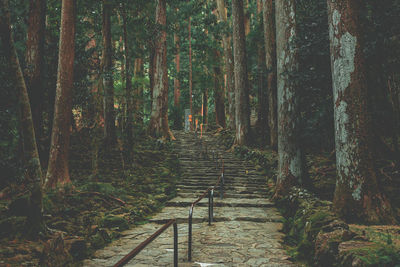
[217,129,400,266]
[0,128,181,266]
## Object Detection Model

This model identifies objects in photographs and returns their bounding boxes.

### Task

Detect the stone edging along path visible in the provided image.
[83,131,296,266]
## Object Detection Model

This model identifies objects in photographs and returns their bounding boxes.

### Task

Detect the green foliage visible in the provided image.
[100,215,129,231]
[78,182,127,200]
[353,244,400,266]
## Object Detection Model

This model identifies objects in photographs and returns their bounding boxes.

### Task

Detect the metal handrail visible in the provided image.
[188,153,224,262]
[113,219,178,267]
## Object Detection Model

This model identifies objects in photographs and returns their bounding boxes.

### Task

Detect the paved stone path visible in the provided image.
[83,131,295,266]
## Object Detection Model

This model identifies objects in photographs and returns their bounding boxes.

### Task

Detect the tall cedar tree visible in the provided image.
[203,89,208,124]
[102,0,116,145]
[45,0,75,188]
[24,0,46,158]
[188,16,193,128]
[262,0,278,150]
[214,50,226,128]
[216,0,235,129]
[134,57,144,123]
[121,6,133,147]
[148,0,174,140]
[0,0,45,236]
[174,32,181,106]
[257,0,269,142]
[232,0,250,145]
[274,0,304,197]
[327,0,394,223]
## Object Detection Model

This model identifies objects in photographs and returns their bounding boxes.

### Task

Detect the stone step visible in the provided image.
[148,206,282,224]
[166,197,274,208]
[177,185,267,193]
[178,180,266,187]
[177,192,268,199]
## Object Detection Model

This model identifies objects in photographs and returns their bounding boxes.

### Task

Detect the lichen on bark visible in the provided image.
[275,0,304,198]
[327,1,395,223]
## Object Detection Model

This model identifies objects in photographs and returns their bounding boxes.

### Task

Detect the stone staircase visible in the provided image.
[83,131,295,267]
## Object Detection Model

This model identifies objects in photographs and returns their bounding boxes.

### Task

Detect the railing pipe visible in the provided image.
[113,219,178,267]
[188,204,194,262]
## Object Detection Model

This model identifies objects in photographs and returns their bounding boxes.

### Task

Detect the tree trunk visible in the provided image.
[148,0,174,140]
[24,0,46,161]
[262,0,277,150]
[214,50,226,128]
[189,16,193,129]
[216,0,235,129]
[134,57,144,123]
[149,43,155,110]
[232,0,250,145]
[327,0,394,223]
[274,0,304,197]
[0,0,45,237]
[257,0,269,143]
[388,76,399,154]
[45,0,75,189]
[121,6,133,147]
[102,0,116,145]
[244,0,250,36]
[174,33,181,107]
[203,89,208,125]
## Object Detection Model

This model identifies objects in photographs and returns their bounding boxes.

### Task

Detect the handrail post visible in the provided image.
[208,189,211,226]
[173,222,178,267]
[210,189,214,225]
[220,173,224,199]
[188,205,193,262]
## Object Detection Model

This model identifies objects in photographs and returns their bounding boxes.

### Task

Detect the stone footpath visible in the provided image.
[83,131,295,266]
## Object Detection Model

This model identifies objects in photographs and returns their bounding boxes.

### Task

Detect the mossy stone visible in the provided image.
[100,215,129,231]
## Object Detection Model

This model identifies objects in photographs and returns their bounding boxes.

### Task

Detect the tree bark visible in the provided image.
[244,0,250,36]
[214,50,226,128]
[102,0,116,145]
[327,0,394,223]
[257,0,269,143]
[0,0,45,237]
[189,16,193,129]
[274,0,304,197]
[24,0,46,160]
[388,76,399,154]
[174,33,181,107]
[134,57,144,123]
[149,43,155,110]
[203,89,208,125]
[216,0,235,129]
[262,0,278,150]
[121,6,133,147]
[232,0,250,145]
[45,0,75,189]
[148,0,174,140]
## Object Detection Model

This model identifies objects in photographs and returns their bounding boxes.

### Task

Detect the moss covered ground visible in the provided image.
[0,129,181,266]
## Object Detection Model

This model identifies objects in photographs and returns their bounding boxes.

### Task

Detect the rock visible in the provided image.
[338,241,375,267]
[64,237,87,260]
[154,193,167,202]
[100,215,129,231]
[321,220,349,232]
[90,228,111,249]
[314,227,355,267]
